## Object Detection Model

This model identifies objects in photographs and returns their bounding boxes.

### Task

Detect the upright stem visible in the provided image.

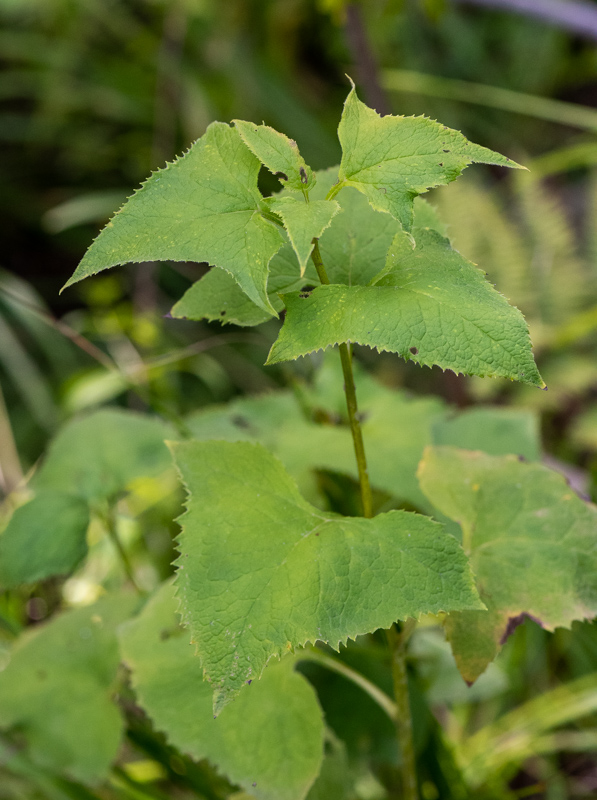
[310,239,418,798]
[104,508,142,594]
[387,623,418,800]
[310,240,373,518]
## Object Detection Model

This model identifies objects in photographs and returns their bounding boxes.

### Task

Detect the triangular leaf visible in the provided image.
[171,440,483,711]
[63,123,284,314]
[0,594,138,782]
[266,196,340,275]
[268,228,544,388]
[0,492,89,588]
[120,582,324,800]
[418,447,597,683]
[234,120,316,193]
[337,82,523,231]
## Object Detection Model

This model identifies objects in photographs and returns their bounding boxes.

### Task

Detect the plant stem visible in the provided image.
[310,239,416,795]
[104,508,142,594]
[299,647,398,722]
[386,622,418,800]
[310,240,373,518]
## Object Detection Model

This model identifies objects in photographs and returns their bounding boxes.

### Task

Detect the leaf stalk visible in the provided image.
[299,647,398,723]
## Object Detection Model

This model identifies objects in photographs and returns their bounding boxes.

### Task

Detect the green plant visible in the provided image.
[2,82,597,800]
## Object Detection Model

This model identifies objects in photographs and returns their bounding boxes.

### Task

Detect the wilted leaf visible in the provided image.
[418,447,597,682]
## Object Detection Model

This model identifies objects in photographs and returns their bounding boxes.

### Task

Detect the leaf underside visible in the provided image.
[171,439,482,712]
[418,447,597,683]
[120,582,324,800]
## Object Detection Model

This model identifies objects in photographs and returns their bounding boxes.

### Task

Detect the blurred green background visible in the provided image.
[4,1,597,798]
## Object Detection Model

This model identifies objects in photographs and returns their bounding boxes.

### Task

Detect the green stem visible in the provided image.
[386,622,418,800]
[325,180,346,201]
[299,647,398,722]
[104,508,142,594]
[310,240,373,518]
[310,237,416,796]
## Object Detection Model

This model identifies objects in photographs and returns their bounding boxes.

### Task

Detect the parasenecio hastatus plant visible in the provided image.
[3,80,597,800]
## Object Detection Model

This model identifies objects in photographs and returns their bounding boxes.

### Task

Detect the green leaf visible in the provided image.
[337,82,523,231]
[432,407,541,462]
[418,447,597,683]
[0,594,138,782]
[119,582,324,800]
[267,196,340,275]
[317,184,402,286]
[172,243,318,326]
[171,440,483,711]
[63,123,284,314]
[268,228,544,388]
[170,168,400,324]
[233,120,316,193]
[0,492,89,588]
[33,409,174,503]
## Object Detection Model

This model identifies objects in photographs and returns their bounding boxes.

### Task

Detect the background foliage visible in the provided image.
[4,0,597,798]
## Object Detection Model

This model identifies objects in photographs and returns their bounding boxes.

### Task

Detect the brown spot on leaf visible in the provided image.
[299,167,308,184]
[275,171,288,182]
[410,346,418,355]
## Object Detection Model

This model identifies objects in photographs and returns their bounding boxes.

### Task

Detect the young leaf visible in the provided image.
[120,582,324,800]
[171,440,483,712]
[268,228,544,389]
[234,120,316,193]
[62,123,284,314]
[0,491,89,588]
[418,447,597,683]
[172,243,318,326]
[33,409,174,503]
[266,196,340,275]
[0,594,138,782]
[170,167,413,326]
[337,82,523,231]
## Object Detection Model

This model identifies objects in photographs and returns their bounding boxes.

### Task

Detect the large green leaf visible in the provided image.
[171,440,482,711]
[0,594,138,782]
[120,582,324,800]
[63,123,284,314]
[418,447,597,682]
[268,228,544,388]
[234,120,316,193]
[337,82,522,231]
[33,409,174,504]
[0,492,89,588]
